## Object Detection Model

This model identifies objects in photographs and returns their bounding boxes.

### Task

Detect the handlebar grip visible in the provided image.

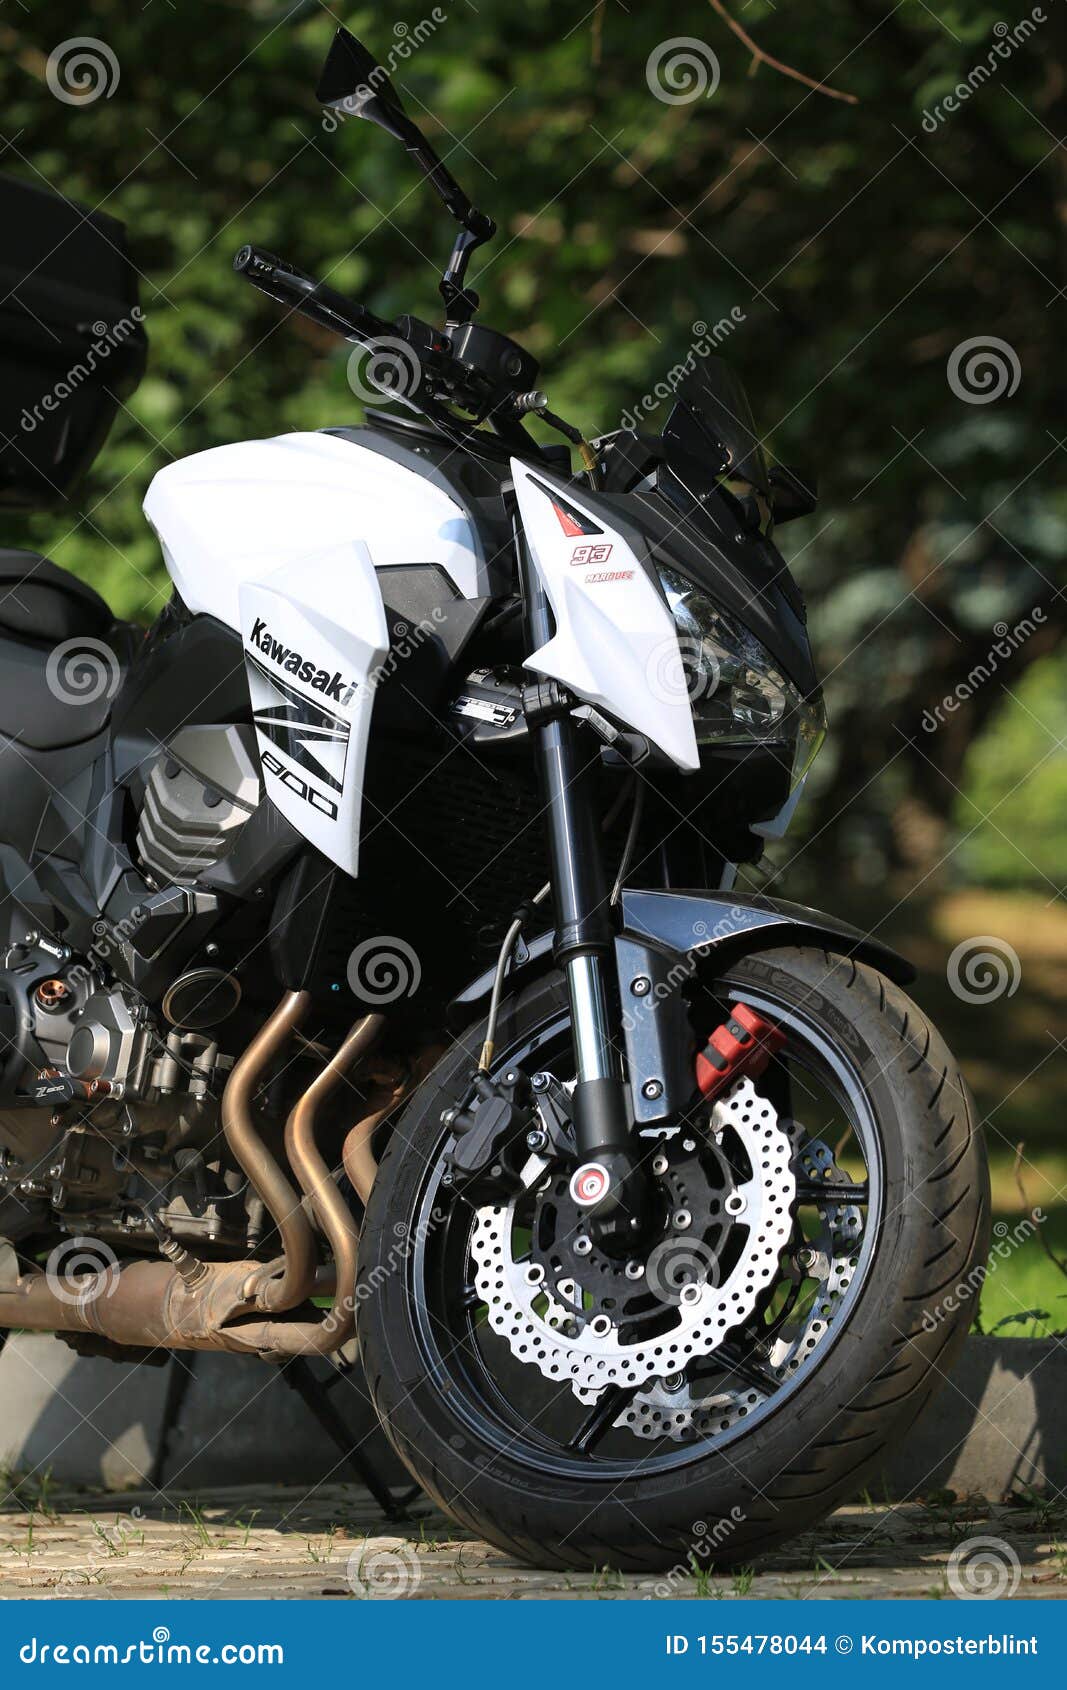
[233,244,395,347]
[233,244,312,286]
[233,243,271,276]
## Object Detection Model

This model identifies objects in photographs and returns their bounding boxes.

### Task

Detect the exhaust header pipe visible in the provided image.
[0,997,387,1358]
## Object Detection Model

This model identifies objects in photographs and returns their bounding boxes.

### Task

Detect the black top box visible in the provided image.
[0,174,148,509]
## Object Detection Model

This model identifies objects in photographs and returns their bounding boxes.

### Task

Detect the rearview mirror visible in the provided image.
[314,26,493,246]
[315,25,411,143]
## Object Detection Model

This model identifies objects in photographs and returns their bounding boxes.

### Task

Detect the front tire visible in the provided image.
[358,947,989,1570]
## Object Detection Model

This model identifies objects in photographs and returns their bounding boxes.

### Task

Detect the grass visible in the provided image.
[0,1466,58,1518]
[976,1209,1067,1338]
[304,1526,336,1563]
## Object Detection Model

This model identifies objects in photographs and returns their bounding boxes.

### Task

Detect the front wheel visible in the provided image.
[358,946,989,1571]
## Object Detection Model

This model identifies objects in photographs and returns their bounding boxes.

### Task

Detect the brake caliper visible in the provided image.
[441,1070,536,1202]
[695,1002,786,1100]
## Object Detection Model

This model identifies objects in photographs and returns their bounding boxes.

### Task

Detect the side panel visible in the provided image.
[238,542,389,877]
[511,460,699,772]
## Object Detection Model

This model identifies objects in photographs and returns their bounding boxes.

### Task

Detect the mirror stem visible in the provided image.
[440,224,493,323]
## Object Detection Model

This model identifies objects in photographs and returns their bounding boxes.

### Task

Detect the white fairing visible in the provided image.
[144,430,487,626]
[143,429,700,877]
[512,460,699,772]
[143,429,481,876]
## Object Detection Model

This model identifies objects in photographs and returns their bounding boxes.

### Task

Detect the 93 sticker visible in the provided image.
[570,542,613,566]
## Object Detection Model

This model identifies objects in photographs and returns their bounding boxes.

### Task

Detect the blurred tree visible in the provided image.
[954,655,1067,891]
[1,0,1063,887]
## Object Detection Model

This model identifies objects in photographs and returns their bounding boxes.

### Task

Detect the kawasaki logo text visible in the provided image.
[249,619,357,706]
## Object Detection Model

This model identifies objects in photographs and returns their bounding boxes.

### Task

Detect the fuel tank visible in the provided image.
[143,427,491,630]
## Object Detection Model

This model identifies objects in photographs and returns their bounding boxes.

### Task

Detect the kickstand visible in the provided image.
[280,1357,417,1522]
[150,1352,198,1488]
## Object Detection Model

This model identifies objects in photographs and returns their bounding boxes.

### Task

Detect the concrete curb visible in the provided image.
[0,1335,405,1493]
[880,1335,1066,1501]
[1,1333,1061,1499]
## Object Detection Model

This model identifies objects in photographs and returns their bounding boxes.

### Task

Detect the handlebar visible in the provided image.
[233,244,392,345]
[231,243,548,456]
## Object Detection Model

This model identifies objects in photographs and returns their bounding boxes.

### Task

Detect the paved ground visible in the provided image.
[1,1483,1066,1600]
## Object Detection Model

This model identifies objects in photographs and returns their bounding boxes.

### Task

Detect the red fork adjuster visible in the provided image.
[695,1002,786,1100]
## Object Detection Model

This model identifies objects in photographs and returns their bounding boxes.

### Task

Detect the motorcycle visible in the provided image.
[0,26,987,1570]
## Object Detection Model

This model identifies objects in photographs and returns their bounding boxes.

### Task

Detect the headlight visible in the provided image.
[658,566,826,783]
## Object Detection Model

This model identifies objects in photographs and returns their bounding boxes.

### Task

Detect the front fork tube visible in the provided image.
[535,711,631,1168]
[515,516,644,1231]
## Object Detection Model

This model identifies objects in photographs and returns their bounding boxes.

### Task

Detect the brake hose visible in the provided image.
[478,881,551,1072]
[610,779,645,906]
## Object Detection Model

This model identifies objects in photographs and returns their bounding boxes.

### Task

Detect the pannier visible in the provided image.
[0,174,147,508]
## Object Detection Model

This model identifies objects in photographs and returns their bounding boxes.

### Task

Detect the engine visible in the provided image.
[0,935,247,1255]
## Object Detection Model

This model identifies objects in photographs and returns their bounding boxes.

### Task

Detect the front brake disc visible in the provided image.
[470,1076,795,1401]
[620,1134,863,1440]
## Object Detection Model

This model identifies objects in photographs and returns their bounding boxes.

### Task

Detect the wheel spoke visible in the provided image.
[565,1384,638,1454]
[716,1340,780,1395]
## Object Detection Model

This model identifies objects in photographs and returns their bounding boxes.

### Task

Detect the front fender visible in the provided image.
[617,889,914,985]
[448,887,914,1028]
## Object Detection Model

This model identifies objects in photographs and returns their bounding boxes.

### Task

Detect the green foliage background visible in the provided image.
[2,0,1064,895]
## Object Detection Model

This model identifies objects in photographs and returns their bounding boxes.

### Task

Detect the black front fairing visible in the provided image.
[593,355,819,700]
[664,356,770,497]
[593,432,818,701]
